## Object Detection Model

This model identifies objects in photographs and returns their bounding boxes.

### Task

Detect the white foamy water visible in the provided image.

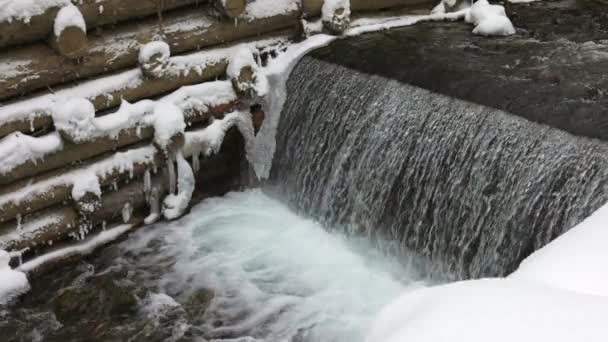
[123,189,426,342]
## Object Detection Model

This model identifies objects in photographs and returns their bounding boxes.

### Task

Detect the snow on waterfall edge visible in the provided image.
[367,202,608,342]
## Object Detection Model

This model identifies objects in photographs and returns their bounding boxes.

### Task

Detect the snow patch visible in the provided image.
[18,224,133,274]
[511,202,608,297]
[53,4,86,36]
[52,98,96,142]
[466,0,515,36]
[366,278,608,342]
[240,0,300,21]
[71,172,101,201]
[152,102,185,151]
[138,41,171,66]
[0,131,63,176]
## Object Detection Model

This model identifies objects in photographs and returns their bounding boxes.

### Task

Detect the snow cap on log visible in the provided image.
[215,0,247,18]
[51,4,87,59]
[139,41,172,79]
[52,98,96,143]
[153,102,186,154]
[227,47,268,99]
[322,0,351,34]
[71,172,102,216]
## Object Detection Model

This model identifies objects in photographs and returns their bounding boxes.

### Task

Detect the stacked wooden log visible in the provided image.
[0,0,434,271]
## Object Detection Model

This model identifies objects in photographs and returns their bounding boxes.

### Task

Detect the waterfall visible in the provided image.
[271,56,608,280]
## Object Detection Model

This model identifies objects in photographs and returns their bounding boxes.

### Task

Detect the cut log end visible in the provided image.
[52,26,88,59]
[216,0,247,18]
[322,7,351,34]
[231,65,256,97]
[139,41,172,79]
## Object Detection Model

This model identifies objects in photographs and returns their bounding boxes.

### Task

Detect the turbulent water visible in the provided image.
[1,190,425,341]
[271,56,608,279]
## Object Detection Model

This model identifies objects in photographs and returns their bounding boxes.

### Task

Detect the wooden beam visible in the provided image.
[0,8,299,101]
[0,28,292,139]
[0,0,205,49]
[0,100,239,186]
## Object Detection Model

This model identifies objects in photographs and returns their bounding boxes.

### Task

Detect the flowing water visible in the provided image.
[1,190,426,341]
[5,48,608,341]
[271,56,608,279]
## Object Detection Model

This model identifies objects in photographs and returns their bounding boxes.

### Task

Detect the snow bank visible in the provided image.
[0,250,29,305]
[465,0,515,36]
[53,4,86,36]
[511,203,608,297]
[367,198,608,341]
[366,278,608,342]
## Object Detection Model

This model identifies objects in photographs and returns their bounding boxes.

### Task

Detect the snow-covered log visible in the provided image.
[0,108,230,187]
[0,0,204,49]
[215,0,247,18]
[49,4,87,59]
[90,149,235,224]
[0,9,299,101]
[302,0,433,17]
[0,145,164,225]
[0,33,289,138]
[0,207,79,252]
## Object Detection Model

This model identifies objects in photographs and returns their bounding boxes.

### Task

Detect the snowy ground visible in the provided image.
[366,202,608,342]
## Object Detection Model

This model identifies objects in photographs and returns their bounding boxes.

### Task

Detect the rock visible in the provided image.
[51,272,137,324]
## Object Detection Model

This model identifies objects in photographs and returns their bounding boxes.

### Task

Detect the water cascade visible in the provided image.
[271,57,608,279]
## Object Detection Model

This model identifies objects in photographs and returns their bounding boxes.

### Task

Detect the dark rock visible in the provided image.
[51,272,137,324]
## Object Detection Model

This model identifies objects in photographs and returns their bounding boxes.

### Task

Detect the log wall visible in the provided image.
[0,0,434,272]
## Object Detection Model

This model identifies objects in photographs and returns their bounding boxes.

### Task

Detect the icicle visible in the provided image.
[144,169,152,201]
[167,154,177,195]
[192,152,200,173]
[122,202,133,223]
[144,187,161,225]
[102,220,107,231]
[16,214,22,231]
[162,152,195,220]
